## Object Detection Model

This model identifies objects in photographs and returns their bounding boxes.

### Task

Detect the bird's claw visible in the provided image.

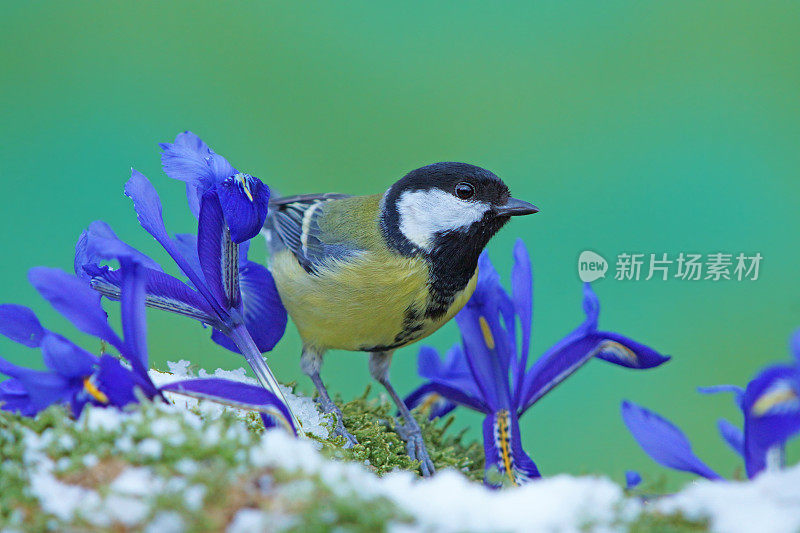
[316,397,359,448]
[396,421,435,477]
[332,417,359,448]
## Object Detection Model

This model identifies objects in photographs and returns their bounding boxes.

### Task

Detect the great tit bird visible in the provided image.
[263,162,538,476]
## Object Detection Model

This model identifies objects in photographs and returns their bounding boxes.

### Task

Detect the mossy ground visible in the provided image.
[316,386,485,480]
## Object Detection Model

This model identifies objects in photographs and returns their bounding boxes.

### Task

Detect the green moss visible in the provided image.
[627,511,709,532]
[309,387,484,480]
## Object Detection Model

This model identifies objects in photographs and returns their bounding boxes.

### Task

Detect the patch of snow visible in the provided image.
[29,468,102,522]
[227,509,269,533]
[250,430,636,532]
[150,417,182,439]
[183,485,206,511]
[110,467,162,497]
[103,495,150,527]
[82,407,123,432]
[26,364,800,532]
[153,362,330,440]
[57,434,74,450]
[658,464,800,533]
[145,511,185,533]
[175,458,198,476]
[166,360,193,377]
[114,435,134,453]
[137,438,163,458]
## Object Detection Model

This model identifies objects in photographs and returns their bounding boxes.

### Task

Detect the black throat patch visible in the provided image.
[381,195,509,319]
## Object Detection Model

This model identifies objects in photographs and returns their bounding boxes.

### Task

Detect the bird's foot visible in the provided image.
[316,397,358,448]
[395,419,435,477]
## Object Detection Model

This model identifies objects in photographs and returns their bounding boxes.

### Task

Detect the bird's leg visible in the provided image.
[369,351,435,477]
[301,348,358,448]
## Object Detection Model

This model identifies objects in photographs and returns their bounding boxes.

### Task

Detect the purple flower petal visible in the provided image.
[75,220,163,281]
[519,285,668,410]
[481,411,540,486]
[417,345,484,400]
[124,170,225,318]
[160,131,236,218]
[621,400,722,480]
[96,354,138,407]
[581,283,600,332]
[237,261,287,353]
[86,264,219,327]
[742,365,800,478]
[592,331,671,369]
[407,380,488,414]
[404,383,458,419]
[0,356,75,412]
[210,328,238,352]
[791,328,800,367]
[27,267,124,352]
[717,418,744,458]
[0,304,46,348]
[197,191,236,309]
[215,174,270,243]
[519,333,606,410]
[173,233,202,277]
[519,283,603,408]
[161,378,296,434]
[455,307,512,411]
[0,378,37,416]
[625,470,642,490]
[511,239,532,399]
[40,333,98,378]
[119,261,150,381]
[417,346,444,378]
[698,384,745,410]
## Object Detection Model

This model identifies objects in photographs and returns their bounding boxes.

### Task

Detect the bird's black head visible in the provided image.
[381,162,538,298]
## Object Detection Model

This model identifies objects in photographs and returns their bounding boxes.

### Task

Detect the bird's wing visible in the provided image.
[264,193,362,274]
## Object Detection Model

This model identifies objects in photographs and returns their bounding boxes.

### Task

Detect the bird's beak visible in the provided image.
[494,197,539,217]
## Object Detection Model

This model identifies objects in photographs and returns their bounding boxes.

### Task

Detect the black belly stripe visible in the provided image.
[358,305,427,352]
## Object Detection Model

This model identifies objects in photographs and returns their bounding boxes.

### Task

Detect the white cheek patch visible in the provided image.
[396,189,490,250]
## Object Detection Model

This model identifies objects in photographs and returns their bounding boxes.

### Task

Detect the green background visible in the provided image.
[2,2,799,488]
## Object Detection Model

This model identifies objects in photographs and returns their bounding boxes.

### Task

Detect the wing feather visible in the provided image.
[264,193,360,274]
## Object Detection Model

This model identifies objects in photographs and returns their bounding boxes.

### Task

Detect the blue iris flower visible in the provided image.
[74,132,296,427]
[622,329,800,480]
[0,242,296,432]
[625,470,643,490]
[405,240,670,485]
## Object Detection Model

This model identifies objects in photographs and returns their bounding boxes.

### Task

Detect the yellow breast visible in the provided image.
[270,249,477,353]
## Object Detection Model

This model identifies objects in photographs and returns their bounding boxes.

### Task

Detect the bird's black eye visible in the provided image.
[455,182,475,200]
